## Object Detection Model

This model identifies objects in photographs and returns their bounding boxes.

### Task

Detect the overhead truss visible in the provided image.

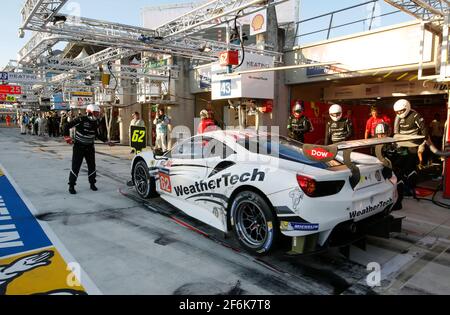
[21,0,69,31]
[384,0,450,21]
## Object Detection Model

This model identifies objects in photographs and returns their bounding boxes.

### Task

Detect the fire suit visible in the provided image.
[394,110,428,197]
[287,115,313,143]
[64,116,106,187]
[324,118,353,145]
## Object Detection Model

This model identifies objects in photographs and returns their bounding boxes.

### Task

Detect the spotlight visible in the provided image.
[18,28,25,39]
[52,15,67,26]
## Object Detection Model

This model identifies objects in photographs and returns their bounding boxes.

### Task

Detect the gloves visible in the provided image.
[64,136,73,145]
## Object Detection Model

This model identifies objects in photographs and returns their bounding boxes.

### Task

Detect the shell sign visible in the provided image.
[249,9,267,36]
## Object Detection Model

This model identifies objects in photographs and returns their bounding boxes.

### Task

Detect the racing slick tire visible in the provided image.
[133,160,157,199]
[231,191,280,255]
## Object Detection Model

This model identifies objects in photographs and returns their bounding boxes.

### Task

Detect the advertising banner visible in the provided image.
[249,9,267,36]
[212,53,274,100]
[0,72,43,84]
[0,86,21,95]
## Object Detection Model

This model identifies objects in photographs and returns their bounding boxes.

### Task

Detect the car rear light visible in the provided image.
[297,174,345,198]
[297,174,316,197]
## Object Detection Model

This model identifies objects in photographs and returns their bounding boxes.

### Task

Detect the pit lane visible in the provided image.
[1,128,449,295]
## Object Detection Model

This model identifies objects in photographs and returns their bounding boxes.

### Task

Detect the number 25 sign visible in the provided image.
[0,85,21,95]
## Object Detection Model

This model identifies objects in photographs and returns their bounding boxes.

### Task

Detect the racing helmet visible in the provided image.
[293,101,304,118]
[329,104,343,122]
[375,123,388,137]
[394,99,411,119]
[86,104,101,120]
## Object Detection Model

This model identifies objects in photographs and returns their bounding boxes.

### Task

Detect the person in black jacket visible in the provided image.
[63,104,113,195]
[287,101,313,143]
[324,104,353,145]
[393,99,428,198]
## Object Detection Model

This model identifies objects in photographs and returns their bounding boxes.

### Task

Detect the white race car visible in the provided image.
[130,130,422,255]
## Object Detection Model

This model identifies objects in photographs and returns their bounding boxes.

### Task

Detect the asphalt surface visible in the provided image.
[1,127,449,295]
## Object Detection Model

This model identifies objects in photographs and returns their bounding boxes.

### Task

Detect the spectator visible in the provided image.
[153,108,171,152]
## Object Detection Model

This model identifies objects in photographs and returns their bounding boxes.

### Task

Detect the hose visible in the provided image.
[233,10,245,70]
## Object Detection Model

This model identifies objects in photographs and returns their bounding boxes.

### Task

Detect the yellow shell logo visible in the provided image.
[0,168,4,177]
[251,14,265,32]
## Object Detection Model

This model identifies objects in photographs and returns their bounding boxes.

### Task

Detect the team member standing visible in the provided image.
[365,106,390,139]
[63,104,112,195]
[153,108,171,152]
[324,104,353,145]
[393,99,428,197]
[287,101,313,143]
[198,110,217,134]
[129,112,146,153]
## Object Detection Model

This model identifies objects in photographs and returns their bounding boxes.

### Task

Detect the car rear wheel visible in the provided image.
[133,160,157,199]
[231,191,279,255]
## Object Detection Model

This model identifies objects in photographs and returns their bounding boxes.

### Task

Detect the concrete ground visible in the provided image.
[0,127,449,295]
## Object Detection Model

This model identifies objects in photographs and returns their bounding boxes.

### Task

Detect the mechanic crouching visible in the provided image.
[393,99,428,198]
[63,104,113,195]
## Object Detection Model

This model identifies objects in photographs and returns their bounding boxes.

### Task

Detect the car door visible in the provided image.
[160,136,207,197]
[159,136,228,232]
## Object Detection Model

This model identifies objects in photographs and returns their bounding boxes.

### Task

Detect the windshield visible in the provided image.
[237,135,342,169]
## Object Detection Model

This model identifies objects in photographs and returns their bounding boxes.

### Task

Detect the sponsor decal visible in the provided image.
[375,170,382,182]
[349,198,393,220]
[159,172,172,193]
[0,166,89,295]
[280,222,319,232]
[307,148,333,159]
[174,169,265,197]
[302,144,337,163]
[288,188,304,213]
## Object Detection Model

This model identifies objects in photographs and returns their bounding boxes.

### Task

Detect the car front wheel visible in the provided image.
[133,160,157,199]
[231,191,279,255]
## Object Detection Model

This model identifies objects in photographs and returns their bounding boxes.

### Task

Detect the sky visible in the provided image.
[0,0,413,67]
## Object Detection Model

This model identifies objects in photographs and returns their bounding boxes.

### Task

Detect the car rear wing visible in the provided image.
[302,135,425,189]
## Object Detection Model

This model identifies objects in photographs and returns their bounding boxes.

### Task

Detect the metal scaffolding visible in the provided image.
[21,0,69,31]
[384,0,450,21]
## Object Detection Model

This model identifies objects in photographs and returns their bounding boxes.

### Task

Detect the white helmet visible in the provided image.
[329,104,343,122]
[86,104,101,120]
[394,99,411,119]
[375,123,387,136]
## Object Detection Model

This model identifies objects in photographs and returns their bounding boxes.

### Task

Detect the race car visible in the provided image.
[130,130,423,255]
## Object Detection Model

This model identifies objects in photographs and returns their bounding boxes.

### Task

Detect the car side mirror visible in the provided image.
[153,148,168,161]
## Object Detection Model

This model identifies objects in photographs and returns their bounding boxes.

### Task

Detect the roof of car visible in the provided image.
[204,129,276,143]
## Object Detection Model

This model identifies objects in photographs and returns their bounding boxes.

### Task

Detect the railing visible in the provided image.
[286,0,403,47]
